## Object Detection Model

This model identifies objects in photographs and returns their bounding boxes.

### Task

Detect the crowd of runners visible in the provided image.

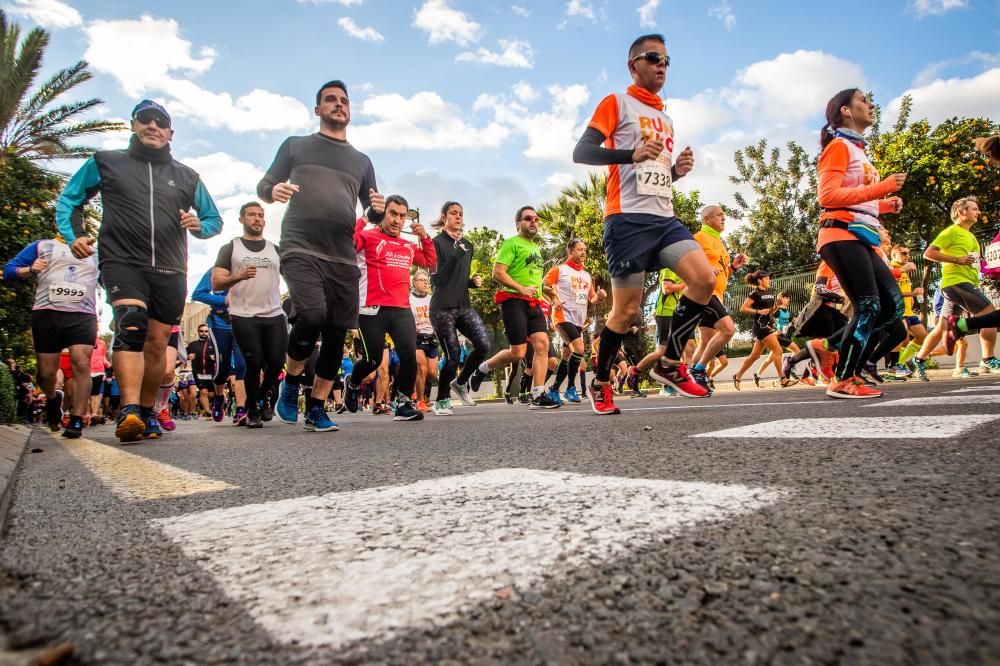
[3,34,999,442]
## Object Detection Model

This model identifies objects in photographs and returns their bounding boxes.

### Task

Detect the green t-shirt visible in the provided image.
[654,268,683,317]
[931,224,980,288]
[495,235,544,293]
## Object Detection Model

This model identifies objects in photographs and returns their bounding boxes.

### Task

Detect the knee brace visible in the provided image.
[287,308,326,361]
[112,305,148,352]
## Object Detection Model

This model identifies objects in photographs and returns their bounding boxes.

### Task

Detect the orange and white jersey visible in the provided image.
[587,92,676,219]
[410,292,433,335]
[544,263,592,327]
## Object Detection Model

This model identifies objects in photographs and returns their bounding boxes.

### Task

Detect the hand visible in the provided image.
[471,275,483,288]
[912,287,924,296]
[732,253,748,270]
[237,266,258,281]
[70,236,96,259]
[518,284,538,298]
[30,258,49,274]
[632,136,664,163]
[901,261,917,272]
[713,268,722,276]
[885,173,907,191]
[409,221,427,239]
[957,255,977,266]
[596,287,607,300]
[179,209,201,234]
[674,146,695,176]
[272,182,299,203]
[369,188,385,215]
[885,196,903,213]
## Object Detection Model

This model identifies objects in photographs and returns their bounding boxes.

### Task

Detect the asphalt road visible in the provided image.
[1,374,998,665]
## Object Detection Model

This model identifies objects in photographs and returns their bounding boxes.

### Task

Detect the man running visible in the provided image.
[4,235,99,438]
[573,33,716,413]
[186,324,216,417]
[410,270,438,413]
[211,202,287,429]
[544,239,606,402]
[56,100,222,442]
[258,80,385,432]
[467,207,561,409]
[343,196,436,421]
[192,266,248,423]
[888,244,926,375]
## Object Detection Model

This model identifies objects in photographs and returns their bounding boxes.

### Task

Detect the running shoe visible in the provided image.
[158,408,177,432]
[142,412,164,439]
[799,375,816,387]
[650,362,709,398]
[752,373,761,388]
[416,399,432,413]
[61,415,83,439]
[334,402,347,414]
[690,368,711,395]
[504,394,515,405]
[387,400,398,411]
[469,369,486,393]
[517,393,531,405]
[276,380,300,424]
[630,389,647,398]
[260,400,274,422]
[564,386,581,403]
[246,411,264,429]
[862,362,884,384]
[115,405,145,444]
[614,375,626,395]
[661,385,677,396]
[303,404,338,431]
[45,390,64,432]
[914,358,930,382]
[546,389,564,406]
[432,399,453,415]
[232,406,248,426]
[373,403,391,415]
[343,378,360,413]
[826,376,882,399]
[891,363,913,378]
[979,358,1000,373]
[925,357,939,370]
[450,379,476,406]
[531,392,562,409]
[588,380,620,415]
[952,367,974,379]
[806,339,837,381]
[779,377,799,388]
[707,378,716,390]
[211,395,225,422]
[781,356,794,380]
[944,314,963,356]
[808,361,820,381]
[394,398,424,421]
[625,366,641,392]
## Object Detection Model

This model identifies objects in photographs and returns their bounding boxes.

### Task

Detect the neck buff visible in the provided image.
[565,259,584,271]
[833,126,866,148]
[627,84,664,111]
[128,134,172,164]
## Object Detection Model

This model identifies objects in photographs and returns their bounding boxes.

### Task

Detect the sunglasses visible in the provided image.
[134,110,170,129]
[520,215,539,222]
[631,51,670,67]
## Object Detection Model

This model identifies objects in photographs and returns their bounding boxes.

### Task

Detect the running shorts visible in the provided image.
[777,333,793,349]
[281,254,361,330]
[100,262,187,325]
[655,315,671,346]
[500,299,547,343]
[603,213,698,278]
[942,283,991,315]
[555,322,583,343]
[697,295,729,329]
[31,310,97,354]
[752,325,776,341]
[168,331,180,348]
[90,375,104,396]
[903,315,921,328]
[416,333,439,358]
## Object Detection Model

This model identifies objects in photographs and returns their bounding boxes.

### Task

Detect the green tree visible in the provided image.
[464,226,505,350]
[728,139,820,274]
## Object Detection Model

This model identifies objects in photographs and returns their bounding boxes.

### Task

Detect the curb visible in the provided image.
[0,423,34,536]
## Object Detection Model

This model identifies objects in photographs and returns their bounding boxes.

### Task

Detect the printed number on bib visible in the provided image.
[575,290,588,305]
[635,161,672,197]
[49,282,86,303]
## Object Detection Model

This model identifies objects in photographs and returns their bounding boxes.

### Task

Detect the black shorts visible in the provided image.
[603,213,700,278]
[777,333,793,348]
[698,295,729,329]
[100,262,187,325]
[621,333,645,365]
[195,377,215,392]
[655,314,671,345]
[90,375,104,396]
[416,333,439,358]
[942,283,991,315]
[169,331,180,348]
[500,299,547,344]
[554,322,583,343]
[281,254,361,330]
[752,325,776,341]
[31,309,97,354]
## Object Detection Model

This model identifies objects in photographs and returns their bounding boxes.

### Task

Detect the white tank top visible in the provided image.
[410,292,433,335]
[34,239,98,314]
[228,238,283,318]
[551,263,592,327]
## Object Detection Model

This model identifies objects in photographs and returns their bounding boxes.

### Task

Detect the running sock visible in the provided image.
[566,353,582,391]
[520,368,532,394]
[957,318,969,333]
[477,361,491,374]
[531,386,545,399]
[665,296,707,361]
[307,397,325,413]
[284,373,304,386]
[153,383,173,413]
[898,340,921,366]
[693,362,706,372]
[550,360,568,391]
[595,326,626,382]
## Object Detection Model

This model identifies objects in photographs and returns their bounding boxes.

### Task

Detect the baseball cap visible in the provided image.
[131,99,171,125]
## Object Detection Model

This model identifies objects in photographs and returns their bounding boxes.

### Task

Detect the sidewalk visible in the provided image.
[0,424,35,534]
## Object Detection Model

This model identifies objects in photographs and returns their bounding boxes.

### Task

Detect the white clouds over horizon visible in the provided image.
[456,39,534,68]
[412,0,482,46]
[337,16,383,42]
[885,67,1000,127]
[4,0,81,29]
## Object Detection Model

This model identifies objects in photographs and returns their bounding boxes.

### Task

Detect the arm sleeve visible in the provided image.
[359,162,385,224]
[3,241,41,281]
[573,127,634,166]
[55,158,102,242]
[817,141,897,209]
[878,199,895,215]
[191,269,227,309]
[214,241,235,270]
[257,138,293,203]
[192,180,223,238]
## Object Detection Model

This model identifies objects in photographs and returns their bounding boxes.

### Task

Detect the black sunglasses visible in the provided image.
[631,51,670,67]
[520,215,539,222]
[135,110,170,129]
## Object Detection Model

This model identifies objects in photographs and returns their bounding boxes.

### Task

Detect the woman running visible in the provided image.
[784,262,849,385]
[733,271,795,389]
[805,88,908,399]
[751,291,799,385]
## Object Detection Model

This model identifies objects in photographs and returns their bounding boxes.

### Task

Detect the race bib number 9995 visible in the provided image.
[49,282,86,303]
[635,160,672,198]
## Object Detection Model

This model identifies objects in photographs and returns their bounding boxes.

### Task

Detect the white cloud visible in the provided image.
[566,0,595,21]
[512,81,538,104]
[4,0,81,29]
[337,16,384,42]
[298,0,363,4]
[708,2,736,30]
[413,0,482,46]
[83,16,313,134]
[908,0,968,17]
[511,4,530,16]
[913,51,1000,87]
[456,39,533,69]
[637,0,659,28]
[884,67,1000,127]
[544,172,576,190]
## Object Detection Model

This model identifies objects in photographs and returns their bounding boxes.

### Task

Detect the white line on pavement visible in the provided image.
[693,415,1000,439]
[868,395,1000,407]
[561,399,830,414]
[947,386,1000,393]
[153,469,786,649]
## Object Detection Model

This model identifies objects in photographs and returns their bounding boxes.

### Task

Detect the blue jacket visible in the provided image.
[192,267,231,330]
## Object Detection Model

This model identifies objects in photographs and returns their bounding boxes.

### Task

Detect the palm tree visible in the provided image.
[0,10,124,163]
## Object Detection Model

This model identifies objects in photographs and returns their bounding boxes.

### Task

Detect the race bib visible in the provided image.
[574,289,588,305]
[48,282,86,303]
[635,160,672,197]
[359,305,380,316]
[984,242,1000,270]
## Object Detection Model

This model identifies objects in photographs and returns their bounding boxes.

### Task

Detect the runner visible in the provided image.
[343,196,435,421]
[152,326,182,432]
[543,239,607,402]
[573,33,716,413]
[807,88,907,399]
[466,206,561,409]
[88,336,109,424]
[211,201,288,429]
[752,291,800,385]
[428,201,491,414]
[785,261,847,385]
[192,267,248,424]
[258,80,384,432]
[732,271,797,389]
[186,324,216,417]
[888,244,926,376]
[410,270,438,413]
[56,99,223,441]
[4,235,99,438]
[630,266,683,386]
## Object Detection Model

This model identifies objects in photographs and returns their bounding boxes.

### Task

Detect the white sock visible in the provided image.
[531,386,545,398]
[153,383,173,413]
[478,361,491,374]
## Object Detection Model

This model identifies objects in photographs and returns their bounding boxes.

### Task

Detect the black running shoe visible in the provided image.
[344,378,360,413]
[61,415,83,439]
[530,392,561,409]
[393,398,424,421]
[46,390,64,432]
[246,412,264,429]
[469,368,486,393]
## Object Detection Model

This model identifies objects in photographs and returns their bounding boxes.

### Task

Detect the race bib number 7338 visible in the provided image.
[635,160,672,198]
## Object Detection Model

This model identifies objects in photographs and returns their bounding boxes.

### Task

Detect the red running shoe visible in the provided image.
[806,339,838,381]
[826,376,882,399]
[158,408,177,432]
[588,380,620,415]
[650,361,709,398]
[944,314,964,357]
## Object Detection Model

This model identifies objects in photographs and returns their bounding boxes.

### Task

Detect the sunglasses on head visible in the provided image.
[631,51,670,67]
[134,110,170,129]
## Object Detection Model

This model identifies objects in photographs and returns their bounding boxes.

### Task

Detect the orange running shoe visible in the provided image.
[416,399,431,413]
[806,339,838,381]
[826,376,882,399]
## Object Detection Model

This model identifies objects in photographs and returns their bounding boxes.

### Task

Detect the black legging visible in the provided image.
[819,240,904,380]
[231,314,288,415]
[351,307,418,399]
[430,306,491,401]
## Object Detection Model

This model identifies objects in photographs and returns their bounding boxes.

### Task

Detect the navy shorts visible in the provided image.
[903,315,921,328]
[603,213,697,278]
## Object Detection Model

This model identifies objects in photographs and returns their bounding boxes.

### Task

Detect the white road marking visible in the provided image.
[154,469,786,648]
[947,386,1000,393]
[694,415,1000,439]
[56,433,238,501]
[868,395,1000,407]
[567,399,830,414]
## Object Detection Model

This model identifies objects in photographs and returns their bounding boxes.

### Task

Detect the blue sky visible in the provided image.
[6,0,999,297]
